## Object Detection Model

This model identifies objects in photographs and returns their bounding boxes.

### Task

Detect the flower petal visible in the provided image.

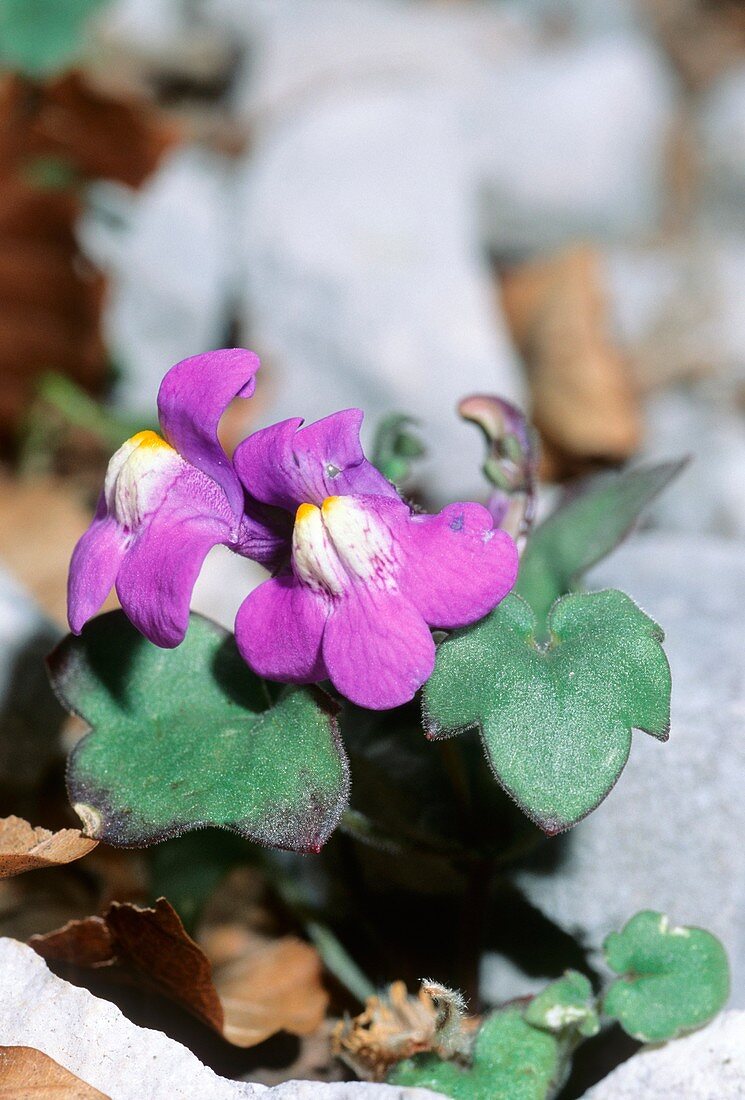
[400,502,518,628]
[115,468,234,648]
[234,408,398,512]
[157,348,261,515]
[67,496,126,634]
[323,587,435,710]
[235,572,329,683]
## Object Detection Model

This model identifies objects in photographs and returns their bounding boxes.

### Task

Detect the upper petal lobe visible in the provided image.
[234,409,398,512]
[157,348,261,515]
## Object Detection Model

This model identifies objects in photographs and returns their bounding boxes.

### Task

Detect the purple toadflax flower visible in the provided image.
[67,349,282,647]
[233,410,519,710]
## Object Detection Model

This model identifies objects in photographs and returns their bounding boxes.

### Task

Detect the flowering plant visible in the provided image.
[49,348,728,1094]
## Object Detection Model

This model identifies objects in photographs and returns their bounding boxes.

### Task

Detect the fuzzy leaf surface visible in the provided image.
[524,970,599,1038]
[423,590,670,833]
[516,460,684,632]
[389,1006,560,1099]
[48,611,349,851]
[602,910,730,1042]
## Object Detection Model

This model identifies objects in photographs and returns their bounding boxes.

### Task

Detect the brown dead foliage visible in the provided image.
[0,70,177,446]
[332,980,475,1082]
[500,244,641,481]
[0,1046,108,1099]
[30,897,329,1049]
[0,817,97,879]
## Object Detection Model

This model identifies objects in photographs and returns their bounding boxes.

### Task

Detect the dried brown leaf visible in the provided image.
[332,981,440,1082]
[0,817,97,879]
[30,898,329,1049]
[0,475,118,625]
[215,935,329,1047]
[0,1045,108,1098]
[500,245,641,481]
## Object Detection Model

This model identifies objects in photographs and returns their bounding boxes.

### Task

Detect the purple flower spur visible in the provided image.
[67,349,281,648]
[234,410,519,710]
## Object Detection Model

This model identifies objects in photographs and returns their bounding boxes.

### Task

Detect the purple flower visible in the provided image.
[233,410,519,710]
[67,349,282,647]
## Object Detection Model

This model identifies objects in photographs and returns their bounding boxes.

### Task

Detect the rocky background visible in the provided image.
[1,1,745,1096]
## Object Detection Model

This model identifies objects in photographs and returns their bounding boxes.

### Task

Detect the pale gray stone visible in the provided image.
[582,1011,745,1099]
[0,939,441,1099]
[79,146,235,420]
[514,534,745,1004]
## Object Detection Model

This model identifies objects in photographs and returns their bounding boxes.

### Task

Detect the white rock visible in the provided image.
[79,146,235,420]
[582,1011,745,1099]
[641,385,745,540]
[234,83,524,505]
[0,939,441,1099]
[474,35,676,252]
[699,65,745,226]
[514,534,745,1004]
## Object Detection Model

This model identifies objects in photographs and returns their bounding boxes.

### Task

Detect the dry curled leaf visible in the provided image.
[30,898,328,1048]
[0,1046,108,1098]
[500,244,641,481]
[0,817,97,879]
[332,980,474,1082]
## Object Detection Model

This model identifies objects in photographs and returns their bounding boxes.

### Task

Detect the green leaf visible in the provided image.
[423,590,670,833]
[602,911,730,1042]
[0,0,108,78]
[516,460,685,633]
[524,970,600,1038]
[48,611,349,852]
[389,1006,560,1100]
[148,829,255,933]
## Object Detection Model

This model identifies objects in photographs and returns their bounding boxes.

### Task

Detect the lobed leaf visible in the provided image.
[389,1006,560,1100]
[48,611,349,852]
[423,590,670,833]
[602,910,730,1042]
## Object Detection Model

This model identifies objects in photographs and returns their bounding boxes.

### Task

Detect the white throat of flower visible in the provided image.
[292,496,397,596]
[104,430,180,530]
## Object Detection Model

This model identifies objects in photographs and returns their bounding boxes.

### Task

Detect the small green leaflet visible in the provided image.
[48,612,349,852]
[371,412,424,485]
[603,911,730,1042]
[423,590,670,833]
[516,459,685,634]
[524,970,599,1038]
[389,1006,560,1100]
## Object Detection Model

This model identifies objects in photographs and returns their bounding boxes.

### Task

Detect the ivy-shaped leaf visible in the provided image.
[524,970,599,1038]
[389,1006,560,1100]
[516,460,685,634]
[602,911,730,1042]
[423,590,670,833]
[48,612,349,852]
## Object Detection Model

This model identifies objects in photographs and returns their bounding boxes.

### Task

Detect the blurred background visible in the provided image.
[1,0,745,630]
[2,0,745,635]
[2,2,745,1082]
